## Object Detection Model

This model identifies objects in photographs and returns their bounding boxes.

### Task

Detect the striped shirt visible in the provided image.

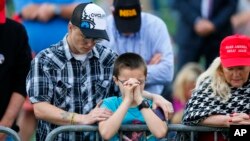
[27,35,118,141]
[102,12,174,94]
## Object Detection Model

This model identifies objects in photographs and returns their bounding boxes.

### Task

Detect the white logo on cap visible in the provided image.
[80,7,105,30]
[90,13,105,18]
[226,45,247,53]
[81,3,106,31]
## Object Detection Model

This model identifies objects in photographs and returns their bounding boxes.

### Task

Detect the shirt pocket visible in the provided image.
[94,79,111,103]
[54,80,72,109]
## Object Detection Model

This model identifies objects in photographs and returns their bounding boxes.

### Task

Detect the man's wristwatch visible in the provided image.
[138,99,150,110]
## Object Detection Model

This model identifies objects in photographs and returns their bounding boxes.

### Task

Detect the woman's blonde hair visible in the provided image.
[195,57,231,101]
[173,63,204,103]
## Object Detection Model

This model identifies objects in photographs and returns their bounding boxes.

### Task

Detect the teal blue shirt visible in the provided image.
[101,96,157,141]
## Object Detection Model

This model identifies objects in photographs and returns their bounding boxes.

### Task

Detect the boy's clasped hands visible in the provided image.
[120,78,144,105]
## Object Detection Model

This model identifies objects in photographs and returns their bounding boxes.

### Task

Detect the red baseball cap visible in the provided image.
[220,34,250,67]
[0,0,6,24]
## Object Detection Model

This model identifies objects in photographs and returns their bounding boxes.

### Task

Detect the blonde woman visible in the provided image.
[182,34,250,141]
[171,63,203,124]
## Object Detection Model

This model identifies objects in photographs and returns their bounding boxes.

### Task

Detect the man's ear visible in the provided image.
[68,22,73,33]
[113,76,119,85]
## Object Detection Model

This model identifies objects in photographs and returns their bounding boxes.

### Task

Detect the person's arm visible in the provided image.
[0,92,25,128]
[34,3,78,22]
[142,91,174,120]
[98,100,131,140]
[52,0,92,19]
[200,115,231,127]
[171,110,184,124]
[14,0,85,21]
[99,79,138,140]
[146,15,174,85]
[194,19,216,36]
[134,83,167,138]
[36,0,92,20]
[33,101,112,125]
[231,11,250,28]
[19,3,40,20]
[36,3,79,22]
[0,21,32,129]
[140,108,168,138]
[201,113,250,127]
[0,18,32,140]
[228,113,250,125]
[33,102,75,125]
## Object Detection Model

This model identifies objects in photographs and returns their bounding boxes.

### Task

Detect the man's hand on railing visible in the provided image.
[151,94,174,121]
[76,100,113,125]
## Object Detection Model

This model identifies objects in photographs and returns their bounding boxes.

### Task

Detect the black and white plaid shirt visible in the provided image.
[27,35,118,141]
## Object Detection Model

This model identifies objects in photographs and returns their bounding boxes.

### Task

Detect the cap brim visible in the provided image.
[114,15,141,33]
[221,58,250,67]
[81,28,109,41]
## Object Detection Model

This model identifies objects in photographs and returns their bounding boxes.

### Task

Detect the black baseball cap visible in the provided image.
[71,3,109,41]
[113,0,141,33]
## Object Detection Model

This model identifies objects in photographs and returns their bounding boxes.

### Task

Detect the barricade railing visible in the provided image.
[0,126,21,141]
[45,124,229,141]
[168,124,229,141]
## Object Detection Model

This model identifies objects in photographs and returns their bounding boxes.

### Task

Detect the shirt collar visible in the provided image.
[62,35,73,61]
[90,44,100,59]
[62,35,100,61]
[116,30,139,38]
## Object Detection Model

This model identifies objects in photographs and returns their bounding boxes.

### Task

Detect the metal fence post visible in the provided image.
[0,126,21,141]
[45,125,98,141]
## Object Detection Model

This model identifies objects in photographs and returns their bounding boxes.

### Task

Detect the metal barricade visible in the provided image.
[0,126,21,141]
[45,124,229,141]
[168,124,229,141]
[45,125,99,141]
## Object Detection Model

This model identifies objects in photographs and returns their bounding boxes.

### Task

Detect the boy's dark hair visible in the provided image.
[113,52,147,77]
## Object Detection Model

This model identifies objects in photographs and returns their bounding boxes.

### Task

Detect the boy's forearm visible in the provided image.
[99,100,130,140]
[141,108,168,138]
